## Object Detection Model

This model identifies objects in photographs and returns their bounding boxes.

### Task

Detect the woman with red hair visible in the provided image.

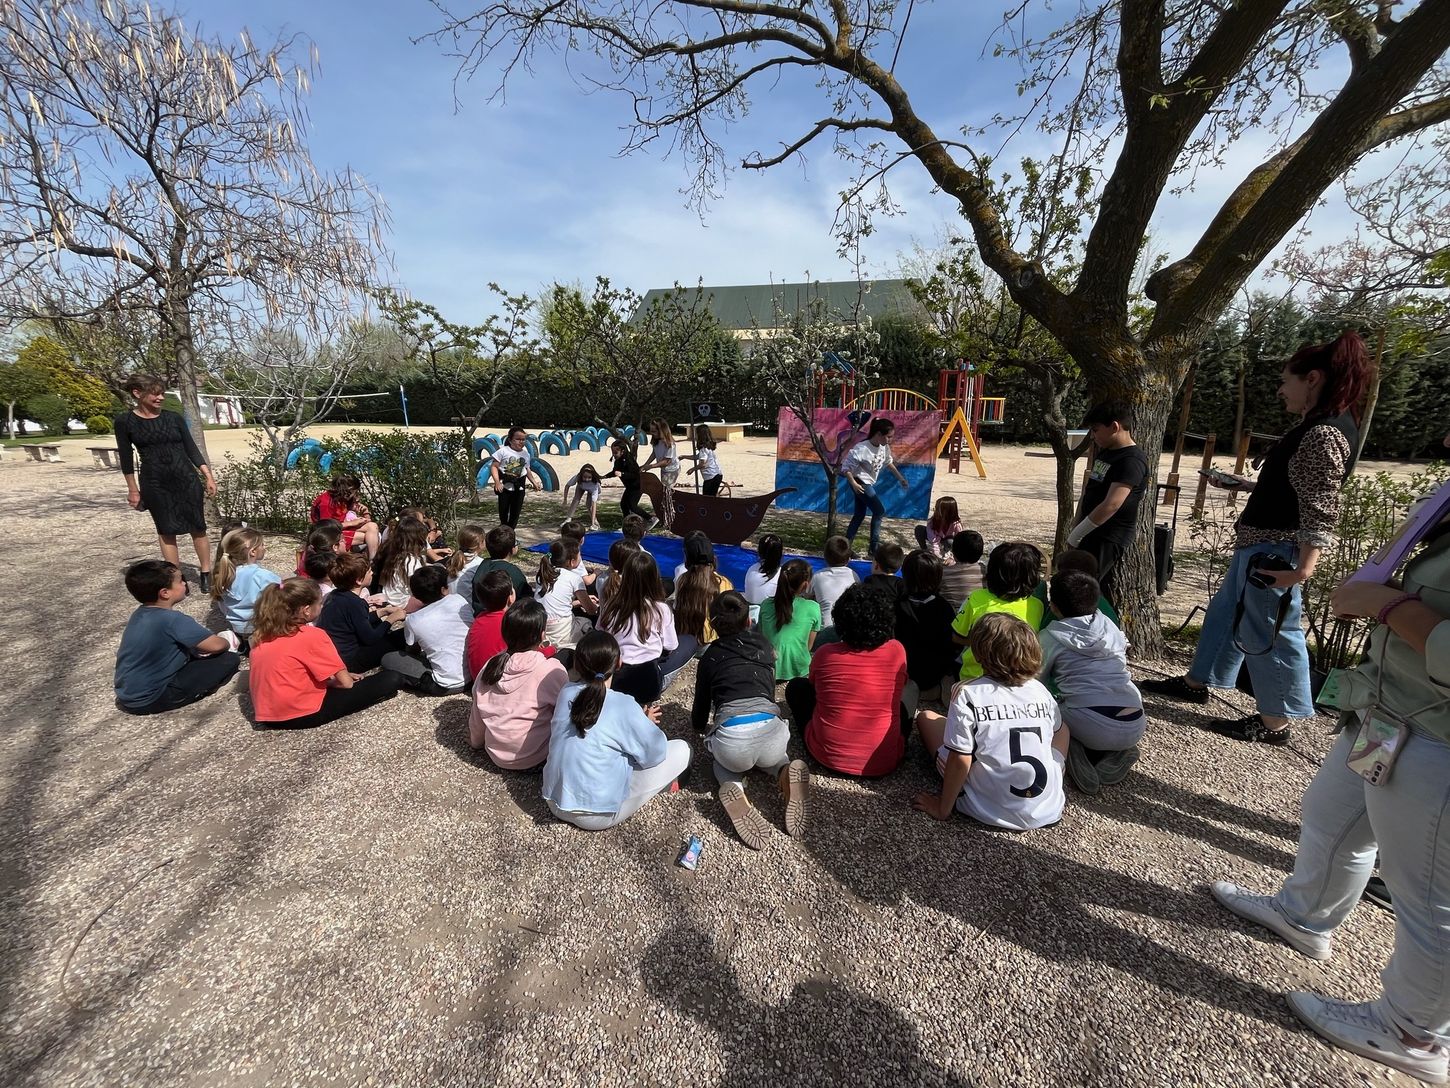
[1144,331,1372,744]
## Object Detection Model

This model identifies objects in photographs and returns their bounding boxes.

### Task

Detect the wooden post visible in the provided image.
[1164,362,1196,506]
[1192,432,1216,517]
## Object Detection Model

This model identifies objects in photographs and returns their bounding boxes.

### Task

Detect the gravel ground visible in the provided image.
[0,438,1415,1088]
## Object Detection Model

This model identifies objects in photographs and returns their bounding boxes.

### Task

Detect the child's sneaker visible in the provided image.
[1066,739,1101,795]
[1203,713,1291,745]
[719,781,771,849]
[780,760,811,836]
[1211,881,1332,960]
[1094,746,1140,786]
[1286,991,1448,1084]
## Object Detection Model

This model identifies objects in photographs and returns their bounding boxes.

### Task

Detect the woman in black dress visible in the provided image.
[115,375,218,588]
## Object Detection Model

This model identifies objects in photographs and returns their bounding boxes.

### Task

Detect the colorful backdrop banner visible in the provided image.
[774,407,937,519]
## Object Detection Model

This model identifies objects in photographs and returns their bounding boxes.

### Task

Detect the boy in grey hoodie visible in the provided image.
[691,591,810,848]
[1040,569,1145,794]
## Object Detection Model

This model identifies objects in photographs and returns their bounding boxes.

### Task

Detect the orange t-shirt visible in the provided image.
[249,625,345,721]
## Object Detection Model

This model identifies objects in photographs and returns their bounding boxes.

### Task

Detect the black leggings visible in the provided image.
[498,487,525,528]
[611,638,700,704]
[259,670,401,729]
[703,475,723,496]
[620,484,646,520]
[122,652,242,715]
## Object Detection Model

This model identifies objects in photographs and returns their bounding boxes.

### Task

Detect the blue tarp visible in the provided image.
[527,531,879,587]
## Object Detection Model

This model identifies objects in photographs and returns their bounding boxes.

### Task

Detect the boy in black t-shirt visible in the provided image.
[1066,401,1150,591]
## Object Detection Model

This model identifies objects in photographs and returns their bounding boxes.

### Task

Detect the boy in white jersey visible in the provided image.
[912,612,1068,830]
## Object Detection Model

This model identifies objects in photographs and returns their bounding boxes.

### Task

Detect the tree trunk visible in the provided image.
[167,298,212,463]
[1353,326,1389,465]
[824,465,839,540]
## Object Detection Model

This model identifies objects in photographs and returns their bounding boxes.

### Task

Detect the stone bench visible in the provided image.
[21,444,62,463]
[89,446,122,469]
[707,422,749,443]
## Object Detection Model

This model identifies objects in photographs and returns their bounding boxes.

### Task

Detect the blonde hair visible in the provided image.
[448,523,486,576]
[252,577,321,643]
[211,527,265,600]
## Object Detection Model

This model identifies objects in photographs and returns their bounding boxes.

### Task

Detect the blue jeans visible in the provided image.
[1188,541,1313,718]
[846,484,886,555]
[1275,725,1450,1046]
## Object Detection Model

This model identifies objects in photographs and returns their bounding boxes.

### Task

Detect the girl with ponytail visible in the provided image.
[211,527,281,645]
[757,559,820,682]
[248,578,400,728]
[536,537,597,649]
[597,549,698,705]
[469,599,569,768]
[742,533,784,622]
[540,630,692,830]
[1144,329,1372,745]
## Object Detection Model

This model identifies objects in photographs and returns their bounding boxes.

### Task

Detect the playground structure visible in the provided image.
[820,358,1004,479]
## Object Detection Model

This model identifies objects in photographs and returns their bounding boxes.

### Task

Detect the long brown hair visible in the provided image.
[673,531,721,639]
[537,538,579,594]
[448,523,486,577]
[252,578,321,644]
[375,519,428,588]
[598,549,665,643]
[651,418,674,448]
[928,496,960,535]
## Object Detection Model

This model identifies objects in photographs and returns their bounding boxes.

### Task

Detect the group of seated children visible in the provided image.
[115,490,1144,838]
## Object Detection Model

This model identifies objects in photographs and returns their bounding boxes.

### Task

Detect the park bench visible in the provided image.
[89,446,122,469]
[21,444,62,463]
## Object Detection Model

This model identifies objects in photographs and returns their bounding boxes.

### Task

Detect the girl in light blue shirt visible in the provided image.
[211,527,282,640]
[542,630,691,830]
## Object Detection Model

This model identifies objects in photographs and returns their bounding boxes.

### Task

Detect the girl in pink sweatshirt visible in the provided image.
[470,599,570,769]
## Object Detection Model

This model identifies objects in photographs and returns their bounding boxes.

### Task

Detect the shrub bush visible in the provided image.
[85,414,113,436]
[214,436,327,533]
[27,393,72,435]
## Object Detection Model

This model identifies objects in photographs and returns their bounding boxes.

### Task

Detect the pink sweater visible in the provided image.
[469,650,569,769]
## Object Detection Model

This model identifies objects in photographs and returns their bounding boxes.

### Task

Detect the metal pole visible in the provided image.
[399,384,410,429]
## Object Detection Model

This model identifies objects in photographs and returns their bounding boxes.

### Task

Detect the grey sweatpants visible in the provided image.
[706,716,791,785]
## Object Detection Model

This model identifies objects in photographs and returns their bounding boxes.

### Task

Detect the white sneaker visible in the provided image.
[1211,881,1332,960]
[1287,991,1449,1084]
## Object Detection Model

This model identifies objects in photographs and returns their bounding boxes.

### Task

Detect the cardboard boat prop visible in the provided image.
[640,472,794,546]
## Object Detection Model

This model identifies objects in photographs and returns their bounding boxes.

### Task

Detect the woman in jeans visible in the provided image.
[1210,457,1450,1083]
[1143,331,1370,743]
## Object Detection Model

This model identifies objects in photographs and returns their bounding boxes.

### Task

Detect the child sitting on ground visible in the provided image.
[469,599,570,769]
[741,533,784,623]
[466,570,517,682]
[915,495,962,558]
[757,559,819,683]
[540,630,692,830]
[558,519,588,546]
[862,542,906,602]
[810,534,860,634]
[468,525,534,613]
[373,518,430,609]
[951,541,1045,680]
[939,530,987,614]
[303,551,337,598]
[114,560,241,715]
[296,521,344,576]
[249,578,401,728]
[786,585,908,778]
[537,537,597,649]
[673,531,734,643]
[895,550,958,703]
[211,527,282,647]
[1039,569,1144,794]
[596,549,696,705]
[595,538,641,605]
[447,523,487,606]
[691,591,810,849]
[318,552,405,672]
[913,612,1067,830]
[1031,548,1121,629]
[382,565,473,695]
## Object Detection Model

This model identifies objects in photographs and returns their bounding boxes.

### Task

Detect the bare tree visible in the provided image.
[429,0,1450,655]
[373,286,535,448]
[0,0,387,459]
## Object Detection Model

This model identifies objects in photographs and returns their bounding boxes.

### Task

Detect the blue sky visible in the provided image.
[183,1,1364,324]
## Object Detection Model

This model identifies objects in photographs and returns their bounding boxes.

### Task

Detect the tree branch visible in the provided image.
[744,116,895,170]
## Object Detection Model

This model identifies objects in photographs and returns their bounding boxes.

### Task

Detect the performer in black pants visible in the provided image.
[604,439,650,524]
[489,427,541,528]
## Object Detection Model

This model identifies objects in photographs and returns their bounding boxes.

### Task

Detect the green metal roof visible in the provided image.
[636,279,924,330]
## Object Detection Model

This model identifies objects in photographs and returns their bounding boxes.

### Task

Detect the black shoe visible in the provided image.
[199,572,211,594]
[1140,675,1211,705]
[1203,713,1291,745]
[1363,876,1393,912]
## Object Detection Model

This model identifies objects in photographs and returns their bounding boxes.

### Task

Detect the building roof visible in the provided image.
[636,279,924,331]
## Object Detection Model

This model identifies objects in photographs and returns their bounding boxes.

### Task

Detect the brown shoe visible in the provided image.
[780,760,811,837]
[720,782,771,849]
